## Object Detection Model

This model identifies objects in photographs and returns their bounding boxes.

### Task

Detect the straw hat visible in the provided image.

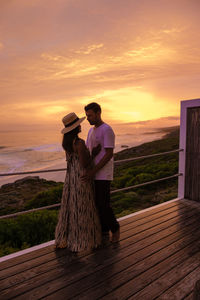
[61,112,85,134]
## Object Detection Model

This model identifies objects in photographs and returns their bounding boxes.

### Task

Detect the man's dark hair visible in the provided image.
[84,102,101,113]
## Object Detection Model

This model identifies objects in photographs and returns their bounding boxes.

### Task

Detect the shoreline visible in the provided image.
[0,126,179,187]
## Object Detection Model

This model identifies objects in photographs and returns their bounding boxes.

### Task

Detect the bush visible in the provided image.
[0,210,58,257]
[25,185,63,209]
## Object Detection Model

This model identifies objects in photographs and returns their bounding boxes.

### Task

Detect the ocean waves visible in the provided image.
[0,143,65,175]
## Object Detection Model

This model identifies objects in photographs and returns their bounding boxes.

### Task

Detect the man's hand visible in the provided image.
[81,169,96,182]
[91,144,101,158]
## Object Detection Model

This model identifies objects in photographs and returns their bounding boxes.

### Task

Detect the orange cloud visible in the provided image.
[75,43,104,55]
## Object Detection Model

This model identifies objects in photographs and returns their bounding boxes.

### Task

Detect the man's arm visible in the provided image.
[93,148,113,173]
[82,148,113,180]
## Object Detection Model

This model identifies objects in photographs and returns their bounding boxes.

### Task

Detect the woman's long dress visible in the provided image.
[55,152,102,252]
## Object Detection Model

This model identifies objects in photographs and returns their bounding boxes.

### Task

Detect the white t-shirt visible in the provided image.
[86,123,115,180]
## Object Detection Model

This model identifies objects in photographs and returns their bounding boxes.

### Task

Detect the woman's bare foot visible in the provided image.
[54,240,67,249]
[111,228,120,243]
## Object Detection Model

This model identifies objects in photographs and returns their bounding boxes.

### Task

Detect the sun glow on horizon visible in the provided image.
[85,87,179,124]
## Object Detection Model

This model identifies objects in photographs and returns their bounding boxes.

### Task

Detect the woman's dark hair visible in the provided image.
[62,126,80,153]
[84,102,101,113]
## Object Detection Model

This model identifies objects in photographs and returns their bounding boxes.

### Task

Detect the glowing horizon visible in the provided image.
[0,0,200,130]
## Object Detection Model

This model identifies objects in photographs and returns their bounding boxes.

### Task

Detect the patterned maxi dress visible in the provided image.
[55,151,102,252]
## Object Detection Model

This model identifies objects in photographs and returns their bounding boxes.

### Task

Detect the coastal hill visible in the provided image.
[0,177,62,216]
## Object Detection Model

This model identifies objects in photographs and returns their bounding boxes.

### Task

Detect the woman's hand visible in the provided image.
[81,169,95,182]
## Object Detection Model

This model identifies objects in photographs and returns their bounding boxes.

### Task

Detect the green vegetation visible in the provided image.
[25,184,63,209]
[0,127,179,257]
[0,210,58,257]
[111,127,179,216]
[0,177,62,216]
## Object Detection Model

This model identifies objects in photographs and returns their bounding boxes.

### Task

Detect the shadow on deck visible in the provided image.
[1,199,200,300]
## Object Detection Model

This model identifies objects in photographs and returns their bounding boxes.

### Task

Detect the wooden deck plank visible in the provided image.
[1,212,199,299]
[0,200,181,272]
[120,201,188,233]
[157,266,200,299]
[0,246,78,281]
[183,292,194,300]
[1,199,200,300]
[11,217,200,300]
[1,208,199,295]
[100,244,200,300]
[0,200,192,281]
[0,202,196,287]
[118,200,184,226]
[68,231,200,300]
[0,244,55,271]
[0,199,182,271]
[129,249,200,299]
[121,206,197,241]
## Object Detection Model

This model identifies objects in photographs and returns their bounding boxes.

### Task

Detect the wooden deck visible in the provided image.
[1,198,200,299]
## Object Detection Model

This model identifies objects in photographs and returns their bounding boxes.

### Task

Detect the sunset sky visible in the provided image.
[0,0,200,132]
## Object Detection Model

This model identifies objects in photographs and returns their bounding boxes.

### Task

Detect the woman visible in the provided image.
[55,112,101,252]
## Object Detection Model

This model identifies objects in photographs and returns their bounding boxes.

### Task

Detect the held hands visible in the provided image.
[91,144,101,158]
[81,169,96,182]
[81,144,101,182]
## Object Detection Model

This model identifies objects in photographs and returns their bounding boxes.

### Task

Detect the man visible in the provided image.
[84,102,120,243]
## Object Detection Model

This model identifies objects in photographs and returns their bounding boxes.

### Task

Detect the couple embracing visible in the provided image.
[55,102,120,252]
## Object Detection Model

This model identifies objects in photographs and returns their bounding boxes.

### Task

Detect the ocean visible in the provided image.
[0,123,178,186]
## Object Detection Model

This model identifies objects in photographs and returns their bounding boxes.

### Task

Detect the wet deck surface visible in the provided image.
[1,198,200,299]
